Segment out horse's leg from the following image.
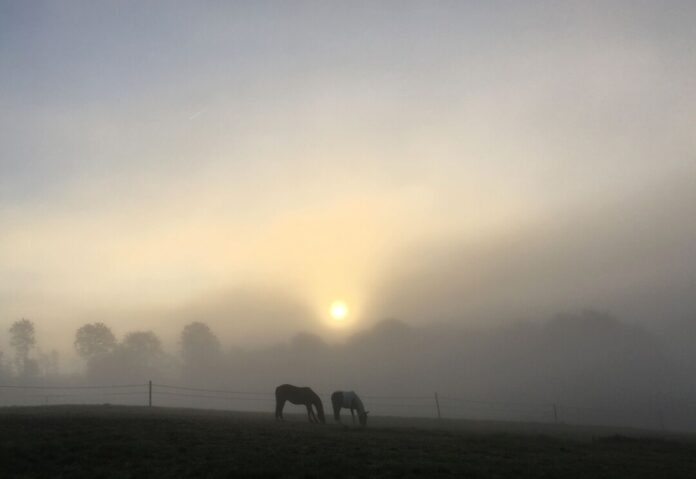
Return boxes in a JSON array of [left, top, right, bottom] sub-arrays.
[[306, 404, 316, 423], [275, 399, 286, 421], [333, 403, 341, 422], [350, 408, 355, 425]]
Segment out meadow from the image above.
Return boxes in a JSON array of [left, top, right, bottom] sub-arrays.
[[0, 405, 694, 478]]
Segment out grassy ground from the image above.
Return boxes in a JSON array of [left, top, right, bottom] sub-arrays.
[[0, 405, 695, 478]]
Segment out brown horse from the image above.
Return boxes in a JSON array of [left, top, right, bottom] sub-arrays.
[[275, 384, 325, 423]]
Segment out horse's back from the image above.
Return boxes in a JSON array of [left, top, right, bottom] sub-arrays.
[[276, 384, 290, 396], [331, 390, 359, 408], [341, 391, 357, 408], [276, 384, 316, 403]]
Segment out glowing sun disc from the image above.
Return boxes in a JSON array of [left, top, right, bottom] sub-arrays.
[[330, 301, 348, 320]]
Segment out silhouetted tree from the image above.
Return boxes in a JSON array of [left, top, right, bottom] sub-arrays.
[[9, 319, 36, 377], [104, 330, 166, 382], [180, 322, 222, 382], [119, 331, 163, 369], [74, 323, 117, 363]]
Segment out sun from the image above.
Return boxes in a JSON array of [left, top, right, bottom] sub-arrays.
[[330, 301, 348, 321]]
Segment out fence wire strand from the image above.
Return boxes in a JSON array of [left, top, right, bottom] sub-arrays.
[[0, 381, 683, 430]]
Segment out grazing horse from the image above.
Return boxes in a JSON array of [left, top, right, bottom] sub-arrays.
[[275, 384, 325, 423], [331, 390, 369, 426]]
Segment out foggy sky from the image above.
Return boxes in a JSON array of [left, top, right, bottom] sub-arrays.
[[1, 1, 695, 354]]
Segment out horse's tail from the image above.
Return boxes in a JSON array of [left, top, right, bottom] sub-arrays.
[[275, 384, 287, 419], [331, 391, 341, 422]]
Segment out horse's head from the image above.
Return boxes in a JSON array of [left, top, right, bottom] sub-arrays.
[[315, 400, 326, 424], [359, 410, 369, 427]]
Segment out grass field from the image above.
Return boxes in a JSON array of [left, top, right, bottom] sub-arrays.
[[0, 405, 695, 478]]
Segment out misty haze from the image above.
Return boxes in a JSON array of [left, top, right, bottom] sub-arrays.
[[1, 1, 695, 477]]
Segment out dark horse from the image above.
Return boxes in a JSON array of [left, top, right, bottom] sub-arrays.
[[275, 384, 325, 423], [331, 390, 368, 426]]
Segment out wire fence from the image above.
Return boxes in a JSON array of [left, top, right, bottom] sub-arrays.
[[0, 381, 690, 431]]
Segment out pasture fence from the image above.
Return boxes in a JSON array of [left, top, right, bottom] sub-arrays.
[[0, 381, 688, 432]]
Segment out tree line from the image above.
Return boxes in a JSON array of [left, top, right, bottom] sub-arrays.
[[2, 312, 696, 431], [1, 319, 223, 385]]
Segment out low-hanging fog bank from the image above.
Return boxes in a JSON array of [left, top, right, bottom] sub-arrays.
[[1, 311, 695, 431], [366, 175, 696, 328]]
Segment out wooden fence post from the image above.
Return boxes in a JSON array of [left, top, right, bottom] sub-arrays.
[[434, 392, 442, 420]]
